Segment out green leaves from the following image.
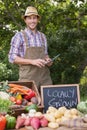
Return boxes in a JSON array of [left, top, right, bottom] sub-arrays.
[[0, 98, 12, 113], [0, 63, 12, 81]]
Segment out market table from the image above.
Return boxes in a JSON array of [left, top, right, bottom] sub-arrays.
[[13, 126, 87, 130]]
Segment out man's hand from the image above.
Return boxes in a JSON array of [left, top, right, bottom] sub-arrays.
[[31, 59, 46, 68], [44, 57, 53, 66]]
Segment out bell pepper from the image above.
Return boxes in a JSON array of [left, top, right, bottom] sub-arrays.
[[16, 93, 22, 100], [24, 89, 36, 100], [0, 115, 6, 130], [6, 115, 16, 129]]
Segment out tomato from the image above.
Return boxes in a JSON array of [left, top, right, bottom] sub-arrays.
[[10, 96, 16, 103], [0, 115, 6, 130], [16, 99, 22, 105]]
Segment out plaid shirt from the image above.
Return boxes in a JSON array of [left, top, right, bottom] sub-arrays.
[[8, 28, 48, 63]]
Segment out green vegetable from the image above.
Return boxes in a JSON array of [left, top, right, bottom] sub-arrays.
[[6, 115, 16, 129], [0, 98, 13, 114], [77, 101, 87, 113], [25, 104, 38, 112]]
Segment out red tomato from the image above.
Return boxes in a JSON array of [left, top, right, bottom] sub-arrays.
[[10, 96, 16, 102], [16, 99, 22, 105]]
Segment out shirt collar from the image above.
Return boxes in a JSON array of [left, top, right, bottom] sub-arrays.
[[25, 28, 38, 35]]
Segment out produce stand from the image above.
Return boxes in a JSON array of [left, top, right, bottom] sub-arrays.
[[0, 81, 87, 130]]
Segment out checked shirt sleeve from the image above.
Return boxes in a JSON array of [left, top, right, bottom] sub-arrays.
[[8, 32, 24, 63]]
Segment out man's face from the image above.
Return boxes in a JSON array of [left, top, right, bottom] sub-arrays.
[[24, 15, 39, 30]]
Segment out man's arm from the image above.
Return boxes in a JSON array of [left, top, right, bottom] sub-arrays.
[[14, 56, 46, 68]]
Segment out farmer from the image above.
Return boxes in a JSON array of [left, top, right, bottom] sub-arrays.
[[8, 6, 52, 91]]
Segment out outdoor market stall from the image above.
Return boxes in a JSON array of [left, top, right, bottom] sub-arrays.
[[0, 81, 87, 130]]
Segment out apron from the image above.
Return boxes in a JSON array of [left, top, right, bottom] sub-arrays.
[[19, 31, 52, 90]]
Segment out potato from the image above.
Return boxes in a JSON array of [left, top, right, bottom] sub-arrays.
[[58, 106, 67, 115], [70, 108, 78, 115], [47, 106, 57, 113], [48, 122, 59, 129], [50, 112, 56, 117], [55, 110, 63, 118], [64, 110, 73, 119], [64, 109, 71, 116], [61, 116, 70, 122], [56, 118, 62, 123], [35, 112, 43, 118], [72, 115, 78, 119], [44, 114, 56, 122]]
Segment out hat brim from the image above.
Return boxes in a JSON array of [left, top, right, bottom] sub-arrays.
[[22, 13, 40, 19]]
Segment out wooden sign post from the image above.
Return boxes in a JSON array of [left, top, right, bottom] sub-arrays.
[[41, 84, 80, 112]]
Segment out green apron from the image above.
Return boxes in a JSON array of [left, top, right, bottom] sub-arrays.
[[19, 31, 52, 90]]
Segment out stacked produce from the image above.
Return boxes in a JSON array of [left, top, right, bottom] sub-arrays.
[[14, 105, 81, 129], [0, 99, 86, 129], [44, 106, 80, 129], [0, 81, 39, 108], [15, 110, 48, 129]]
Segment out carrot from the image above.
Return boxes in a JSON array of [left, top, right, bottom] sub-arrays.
[[8, 84, 24, 88], [10, 87, 28, 95]]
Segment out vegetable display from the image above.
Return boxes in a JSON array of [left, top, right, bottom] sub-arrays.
[[0, 81, 38, 107], [0, 81, 87, 130], [14, 105, 81, 129]]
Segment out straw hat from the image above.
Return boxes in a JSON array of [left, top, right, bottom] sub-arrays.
[[22, 6, 40, 19]]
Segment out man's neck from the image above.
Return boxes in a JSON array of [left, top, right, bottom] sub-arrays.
[[27, 27, 37, 34]]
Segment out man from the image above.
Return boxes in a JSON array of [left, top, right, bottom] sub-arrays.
[[8, 6, 52, 90]]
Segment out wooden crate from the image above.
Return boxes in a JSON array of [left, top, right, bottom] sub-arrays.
[[8, 80, 41, 105], [11, 105, 44, 117], [8, 81, 44, 117]]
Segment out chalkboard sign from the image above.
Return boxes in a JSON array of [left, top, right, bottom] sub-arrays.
[[41, 84, 80, 112]]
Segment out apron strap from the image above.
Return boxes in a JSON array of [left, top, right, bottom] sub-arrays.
[[21, 30, 29, 47], [40, 32, 45, 46], [21, 30, 45, 49]]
